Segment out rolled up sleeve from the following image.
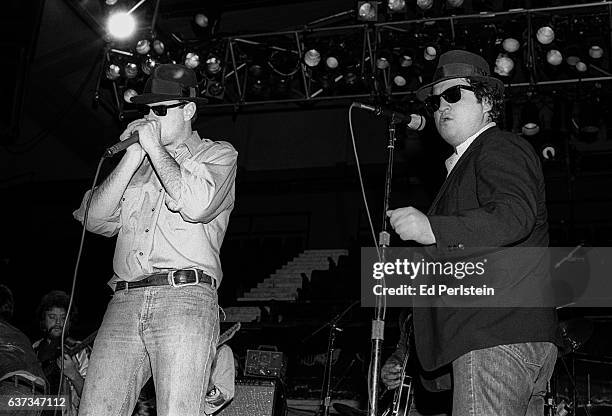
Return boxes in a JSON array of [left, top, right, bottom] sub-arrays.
[[73, 189, 121, 237], [165, 142, 238, 223]]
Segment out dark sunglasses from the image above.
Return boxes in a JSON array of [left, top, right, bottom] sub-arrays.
[[424, 85, 475, 113], [146, 102, 187, 116]]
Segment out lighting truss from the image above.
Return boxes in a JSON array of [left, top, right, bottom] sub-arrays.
[[95, 1, 612, 117]]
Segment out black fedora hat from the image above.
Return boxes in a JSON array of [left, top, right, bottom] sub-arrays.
[[416, 50, 504, 101], [130, 64, 208, 105]]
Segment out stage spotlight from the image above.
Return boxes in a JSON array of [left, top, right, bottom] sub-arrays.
[[206, 80, 225, 99], [573, 99, 602, 143], [399, 54, 413, 67], [194, 13, 209, 28], [589, 45, 603, 59], [185, 52, 200, 69], [417, 0, 434, 10], [521, 102, 540, 136], [393, 74, 407, 87], [125, 62, 138, 78], [268, 50, 299, 76], [304, 49, 321, 67], [536, 26, 554, 45], [105, 64, 121, 80], [387, 0, 406, 12], [142, 57, 157, 75], [248, 62, 269, 97], [541, 144, 557, 161], [566, 55, 580, 67], [319, 73, 335, 91], [357, 1, 379, 22], [249, 79, 266, 96], [502, 38, 520, 53], [376, 53, 390, 70], [576, 61, 587, 72], [344, 66, 359, 86], [249, 64, 265, 78], [522, 122, 540, 136], [105, 0, 118, 5], [494, 54, 514, 76], [546, 50, 562, 66], [536, 131, 562, 162], [447, 0, 464, 7], [271, 75, 291, 95], [135, 39, 150, 55], [423, 46, 437, 61], [123, 88, 137, 103], [206, 56, 222, 74], [326, 56, 339, 70], [153, 39, 165, 54], [107, 11, 136, 39]]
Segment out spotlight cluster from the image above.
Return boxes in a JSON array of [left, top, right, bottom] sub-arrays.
[[96, 0, 611, 127]]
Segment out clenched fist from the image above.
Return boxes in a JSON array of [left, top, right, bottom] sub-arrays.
[[387, 207, 435, 245], [381, 358, 403, 389]]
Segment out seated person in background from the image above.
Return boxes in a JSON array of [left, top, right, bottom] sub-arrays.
[[0, 284, 48, 416], [32, 290, 89, 416]]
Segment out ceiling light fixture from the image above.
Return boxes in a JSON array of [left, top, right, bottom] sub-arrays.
[[107, 11, 136, 39]]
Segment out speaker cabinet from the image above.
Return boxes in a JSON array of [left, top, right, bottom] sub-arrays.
[[218, 378, 286, 416]]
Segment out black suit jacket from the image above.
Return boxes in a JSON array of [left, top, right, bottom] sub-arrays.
[[413, 126, 558, 372]]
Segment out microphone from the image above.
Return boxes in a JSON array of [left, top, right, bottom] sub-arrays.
[[104, 131, 139, 158], [353, 102, 426, 131]]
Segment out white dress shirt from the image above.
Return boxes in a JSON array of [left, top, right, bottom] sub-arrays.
[[445, 122, 496, 176]]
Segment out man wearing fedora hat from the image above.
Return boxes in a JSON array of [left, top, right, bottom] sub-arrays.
[[386, 50, 558, 415], [73, 64, 237, 415]]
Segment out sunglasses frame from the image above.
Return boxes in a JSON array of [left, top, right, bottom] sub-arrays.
[[424, 85, 475, 114], [146, 101, 188, 116]]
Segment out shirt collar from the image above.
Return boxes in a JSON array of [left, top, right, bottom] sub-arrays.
[[454, 122, 496, 158], [173, 131, 201, 157]]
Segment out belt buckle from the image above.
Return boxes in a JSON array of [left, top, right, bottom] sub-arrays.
[[168, 268, 200, 287]]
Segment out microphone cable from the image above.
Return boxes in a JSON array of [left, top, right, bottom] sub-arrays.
[[348, 103, 390, 416], [348, 104, 383, 264], [54, 155, 105, 415]]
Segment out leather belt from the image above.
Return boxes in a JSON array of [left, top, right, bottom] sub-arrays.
[[115, 268, 213, 291]]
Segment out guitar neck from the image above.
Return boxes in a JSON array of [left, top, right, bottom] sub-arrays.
[[65, 331, 97, 356], [217, 322, 241, 347]]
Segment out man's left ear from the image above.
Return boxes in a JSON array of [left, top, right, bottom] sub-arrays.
[[184, 102, 197, 121]]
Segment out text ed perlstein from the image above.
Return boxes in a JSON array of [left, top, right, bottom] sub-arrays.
[[371, 259, 495, 297]]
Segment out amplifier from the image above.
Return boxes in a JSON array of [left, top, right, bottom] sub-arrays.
[[218, 378, 285, 416], [245, 349, 287, 379]]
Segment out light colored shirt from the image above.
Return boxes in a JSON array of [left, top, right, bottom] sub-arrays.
[[73, 132, 237, 287], [445, 122, 496, 176], [32, 338, 89, 416]]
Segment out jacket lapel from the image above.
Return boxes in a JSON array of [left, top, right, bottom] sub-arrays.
[[427, 126, 498, 215]]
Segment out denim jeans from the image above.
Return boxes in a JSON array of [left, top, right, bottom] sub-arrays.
[[79, 283, 219, 416], [452, 342, 557, 416]]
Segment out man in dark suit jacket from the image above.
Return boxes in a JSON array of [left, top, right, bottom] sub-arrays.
[[387, 50, 558, 415]]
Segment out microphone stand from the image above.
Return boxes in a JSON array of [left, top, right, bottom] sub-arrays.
[[368, 119, 399, 416], [314, 301, 360, 416], [319, 321, 342, 416]]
